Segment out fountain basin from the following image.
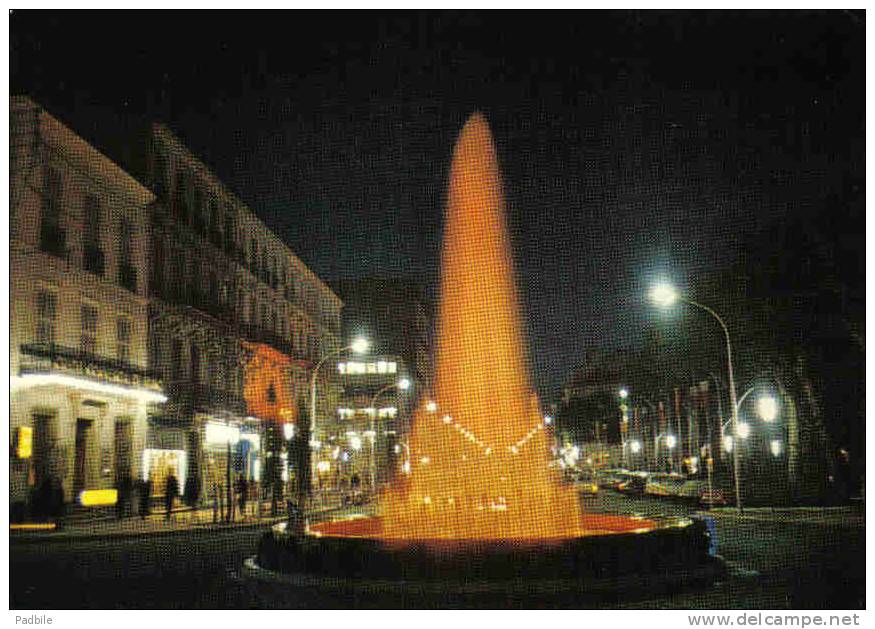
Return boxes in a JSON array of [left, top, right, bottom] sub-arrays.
[[246, 514, 724, 603]]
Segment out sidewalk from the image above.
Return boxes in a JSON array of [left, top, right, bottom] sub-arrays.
[[9, 499, 348, 543], [701, 505, 864, 528]]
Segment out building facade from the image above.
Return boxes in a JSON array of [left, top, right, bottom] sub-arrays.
[[143, 123, 342, 503], [321, 355, 414, 490], [10, 97, 164, 509]]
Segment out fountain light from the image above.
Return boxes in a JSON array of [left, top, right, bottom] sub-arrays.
[[722, 435, 734, 453], [283, 423, 296, 440], [629, 439, 642, 454], [398, 377, 412, 391], [665, 435, 677, 449], [770, 439, 783, 457], [736, 422, 751, 439], [442, 414, 453, 424], [425, 400, 438, 412]]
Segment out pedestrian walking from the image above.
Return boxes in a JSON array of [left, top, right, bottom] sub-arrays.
[[164, 472, 179, 521], [139, 479, 152, 519], [236, 474, 248, 519]]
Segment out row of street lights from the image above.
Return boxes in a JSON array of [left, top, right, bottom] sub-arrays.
[[307, 335, 414, 508], [647, 283, 790, 513]]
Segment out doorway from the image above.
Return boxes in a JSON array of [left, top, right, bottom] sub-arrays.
[[73, 419, 93, 495]]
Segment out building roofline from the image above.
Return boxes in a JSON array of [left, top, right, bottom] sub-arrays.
[[13, 95, 155, 205], [151, 122, 341, 307]]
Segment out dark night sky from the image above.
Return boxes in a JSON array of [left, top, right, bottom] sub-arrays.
[[10, 10, 865, 402]]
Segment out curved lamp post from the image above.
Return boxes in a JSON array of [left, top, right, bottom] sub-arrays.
[[308, 337, 369, 503], [368, 377, 411, 492], [650, 284, 744, 513]]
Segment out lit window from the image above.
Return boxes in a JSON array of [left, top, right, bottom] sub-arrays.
[[337, 362, 346, 374], [388, 362, 397, 374], [377, 361, 387, 374], [367, 362, 378, 374]]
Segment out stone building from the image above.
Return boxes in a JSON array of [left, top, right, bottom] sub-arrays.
[[143, 122, 342, 503], [9, 96, 164, 508], [328, 354, 414, 489]]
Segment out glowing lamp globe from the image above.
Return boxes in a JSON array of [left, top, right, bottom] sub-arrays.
[[397, 377, 412, 391], [757, 396, 778, 422], [351, 337, 370, 355], [650, 284, 679, 308]]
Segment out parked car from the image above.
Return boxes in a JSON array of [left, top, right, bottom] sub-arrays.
[[699, 488, 729, 508], [617, 472, 649, 496], [644, 473, 686, 497], [597, 469, 631, 490], [576, 477, 599, 495], [677, 480, 708, 500]]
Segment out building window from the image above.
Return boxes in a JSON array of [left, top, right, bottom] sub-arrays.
[[152, 152, 167, 198], [118, 218, 137, 292], [116, 317, 131, 363], [80, 303, 98, 356], [224, 212, 236, 254], [150, 237, 164, 297], [82, 195, 105, 276], [40, 166, 65, 257], [35, 290, 57, 346], [193, 188, 205, 234], [171, 339, 183, 381], [190, 344, 200, 384], [174, 171, 189, 222]]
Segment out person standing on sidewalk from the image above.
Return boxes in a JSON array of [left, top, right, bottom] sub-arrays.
[[164, 473, 179, 522], [139, 479, 152, 519], [236, 474, 248, 520]]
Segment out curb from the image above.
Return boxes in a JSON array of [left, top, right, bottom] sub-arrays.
[[10, 517, 287, 544], [10, 505, 359, 544]]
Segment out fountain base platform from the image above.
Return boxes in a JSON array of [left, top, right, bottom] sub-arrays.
[[245, 514, 725, 605]]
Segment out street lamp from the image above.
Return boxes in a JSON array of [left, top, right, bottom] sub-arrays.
[[650, 283, 744, 512], [757, 396, 779, 423], [368, 377, 412, 492], [308, 336, 369, 505]]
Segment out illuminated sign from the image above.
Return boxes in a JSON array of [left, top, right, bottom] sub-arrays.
[[78, 489, 118, 507], [16, 426, 32, 459]]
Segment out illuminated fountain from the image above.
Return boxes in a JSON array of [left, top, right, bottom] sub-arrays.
[[247, 113, 723, 601]]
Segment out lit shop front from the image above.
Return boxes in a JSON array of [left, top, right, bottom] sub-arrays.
[[10, 344, 165, 506], [201, 419, 263, 488]]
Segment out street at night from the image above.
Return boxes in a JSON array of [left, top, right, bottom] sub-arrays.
[[10, 491, 864, 609], [8, 9, 865, 614]]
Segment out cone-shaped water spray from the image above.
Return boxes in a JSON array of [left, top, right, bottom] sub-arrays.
[[380, 113, 583, 540]]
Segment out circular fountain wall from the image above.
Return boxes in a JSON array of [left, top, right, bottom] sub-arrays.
[[247, 112, 724, 602]]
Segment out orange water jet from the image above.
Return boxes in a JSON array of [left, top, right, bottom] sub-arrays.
[[378, 113, 585, 540]]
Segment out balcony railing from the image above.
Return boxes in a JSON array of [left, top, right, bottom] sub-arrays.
[[165, 381, 247, 415], [19, 343, 163, 392]]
